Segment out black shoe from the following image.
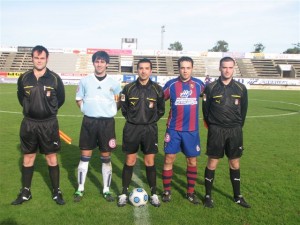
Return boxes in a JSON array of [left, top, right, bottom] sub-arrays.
[[74, 190, 84, 202], [53, 189, 65, 205], [162, 191, 171, 202], [103, 192, 115, 202], [186, 192, 200, 205], [11, 187, 32, 205], [234, 195, 251, 208], [203, 195, 214, 208]]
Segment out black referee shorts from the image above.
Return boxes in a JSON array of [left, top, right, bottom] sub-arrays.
[[122, 122, 158, 155], [206, 125, 244, 159], [20, 117, 60, 154], [79, 116, 117, 152]]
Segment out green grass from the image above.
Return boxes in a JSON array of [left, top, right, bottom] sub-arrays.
[[0, 84, 299, 225]]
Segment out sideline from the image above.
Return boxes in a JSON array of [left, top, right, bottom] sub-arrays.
[[131, 159, 150, 225], [1, 98, 299, 119]]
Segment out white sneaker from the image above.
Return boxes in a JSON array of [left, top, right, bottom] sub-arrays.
[[150, 194, 161, 207], [117, 194, 127, 207]]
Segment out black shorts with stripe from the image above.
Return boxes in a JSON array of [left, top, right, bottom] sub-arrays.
[[20, 116, 60, 154], [206, 125, 244, 159], [122, 122, 158, 155], [79, 116, 117, 152]]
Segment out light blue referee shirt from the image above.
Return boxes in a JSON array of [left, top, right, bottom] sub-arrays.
[[76, 74, 122, 118]]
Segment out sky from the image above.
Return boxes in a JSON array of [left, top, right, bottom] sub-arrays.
[[0, 0, 299, 53]]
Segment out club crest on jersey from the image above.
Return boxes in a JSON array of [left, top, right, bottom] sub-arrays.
[[121, 94, 125, 101], [109, 139, 116, 148], [164, 133, 171, 143], [190, 83, 194, 89], [180, 90, 192, 98]]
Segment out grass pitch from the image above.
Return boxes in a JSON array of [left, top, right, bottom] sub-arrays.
[[0, 84, 299, 225]]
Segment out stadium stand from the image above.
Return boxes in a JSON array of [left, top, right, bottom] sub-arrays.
[[107, 55, 121, 74], [202, 57, 220, 76], [288, 60, 300, 77], [0, 52, 33, 71], [75, 54, 93, 74], [171, 56, 180, 76], [0, 50, 299, 79], [193, 57, 206, 76], [273, 59, 300, 78], [236, 58, 257, 77], [0, 52, 7, 68], [47, 53, 78, 73], [251, 59, 281, 77]]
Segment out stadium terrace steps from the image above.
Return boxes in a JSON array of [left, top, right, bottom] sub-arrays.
[[47, 53, 78, 73], [0, 51, 299, 78], [236, 58, 257, 77], [251, 59, 281, 77]]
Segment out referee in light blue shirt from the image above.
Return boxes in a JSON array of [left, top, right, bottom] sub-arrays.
[[74, 51, 122, 203]]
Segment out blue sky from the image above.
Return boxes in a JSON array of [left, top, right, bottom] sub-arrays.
[[0, 0, 299, 53]]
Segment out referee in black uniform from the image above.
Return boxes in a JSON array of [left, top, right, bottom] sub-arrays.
[[202, 56, 250, 208], [118, 58, 165, 207], [12, 45, 65, 205]]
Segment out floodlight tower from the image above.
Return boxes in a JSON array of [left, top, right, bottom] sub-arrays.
[[161, 25, 165, 50]]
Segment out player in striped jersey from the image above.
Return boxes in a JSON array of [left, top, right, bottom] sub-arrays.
[[162, 56, 205, 204]]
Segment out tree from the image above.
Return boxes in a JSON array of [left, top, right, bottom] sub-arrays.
[[168, 41, 183, 51], [253, 43, 265, 53], [208, 40, 229, 52], [283, 43, 300, 54]]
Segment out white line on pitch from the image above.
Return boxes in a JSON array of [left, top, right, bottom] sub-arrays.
[[131, 157, 150, 225]]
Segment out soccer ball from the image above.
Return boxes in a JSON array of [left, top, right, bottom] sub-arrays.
[[129, 188, 148, 207]]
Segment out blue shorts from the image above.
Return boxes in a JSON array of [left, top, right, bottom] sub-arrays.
[[164, 129, 201, 157]]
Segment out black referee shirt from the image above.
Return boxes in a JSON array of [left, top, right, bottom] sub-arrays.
[[202, 77, 248, 128], [120, 79, 165, 125], [17, 68, 65, 119]]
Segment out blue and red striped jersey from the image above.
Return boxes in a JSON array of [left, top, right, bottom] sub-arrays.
[[163, 77, 205, 131]]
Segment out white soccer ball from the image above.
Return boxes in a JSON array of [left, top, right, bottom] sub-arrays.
[[129, 188, 148, 207]]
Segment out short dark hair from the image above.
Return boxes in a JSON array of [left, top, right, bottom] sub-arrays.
[[137, 58, 152, 70], [92, 51, 110, 63], [177, 56, 193, 68], [31, 45, 49, 58], [219, 56, 235, 67]]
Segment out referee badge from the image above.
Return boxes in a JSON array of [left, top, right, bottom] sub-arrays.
[[235, 98, 239, 105], [149, 101, 154, 108], [121, 94, 125, 101], [203, 94, 206, 101]]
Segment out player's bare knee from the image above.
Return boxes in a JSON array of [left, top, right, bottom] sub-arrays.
[[229, 158, 240, 170], [45, 153, 58, 166], [186, 157, 197, 167], [207, 158, 219, 170], [23, 153, 36, 166], [164, 154, 176, 165]]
